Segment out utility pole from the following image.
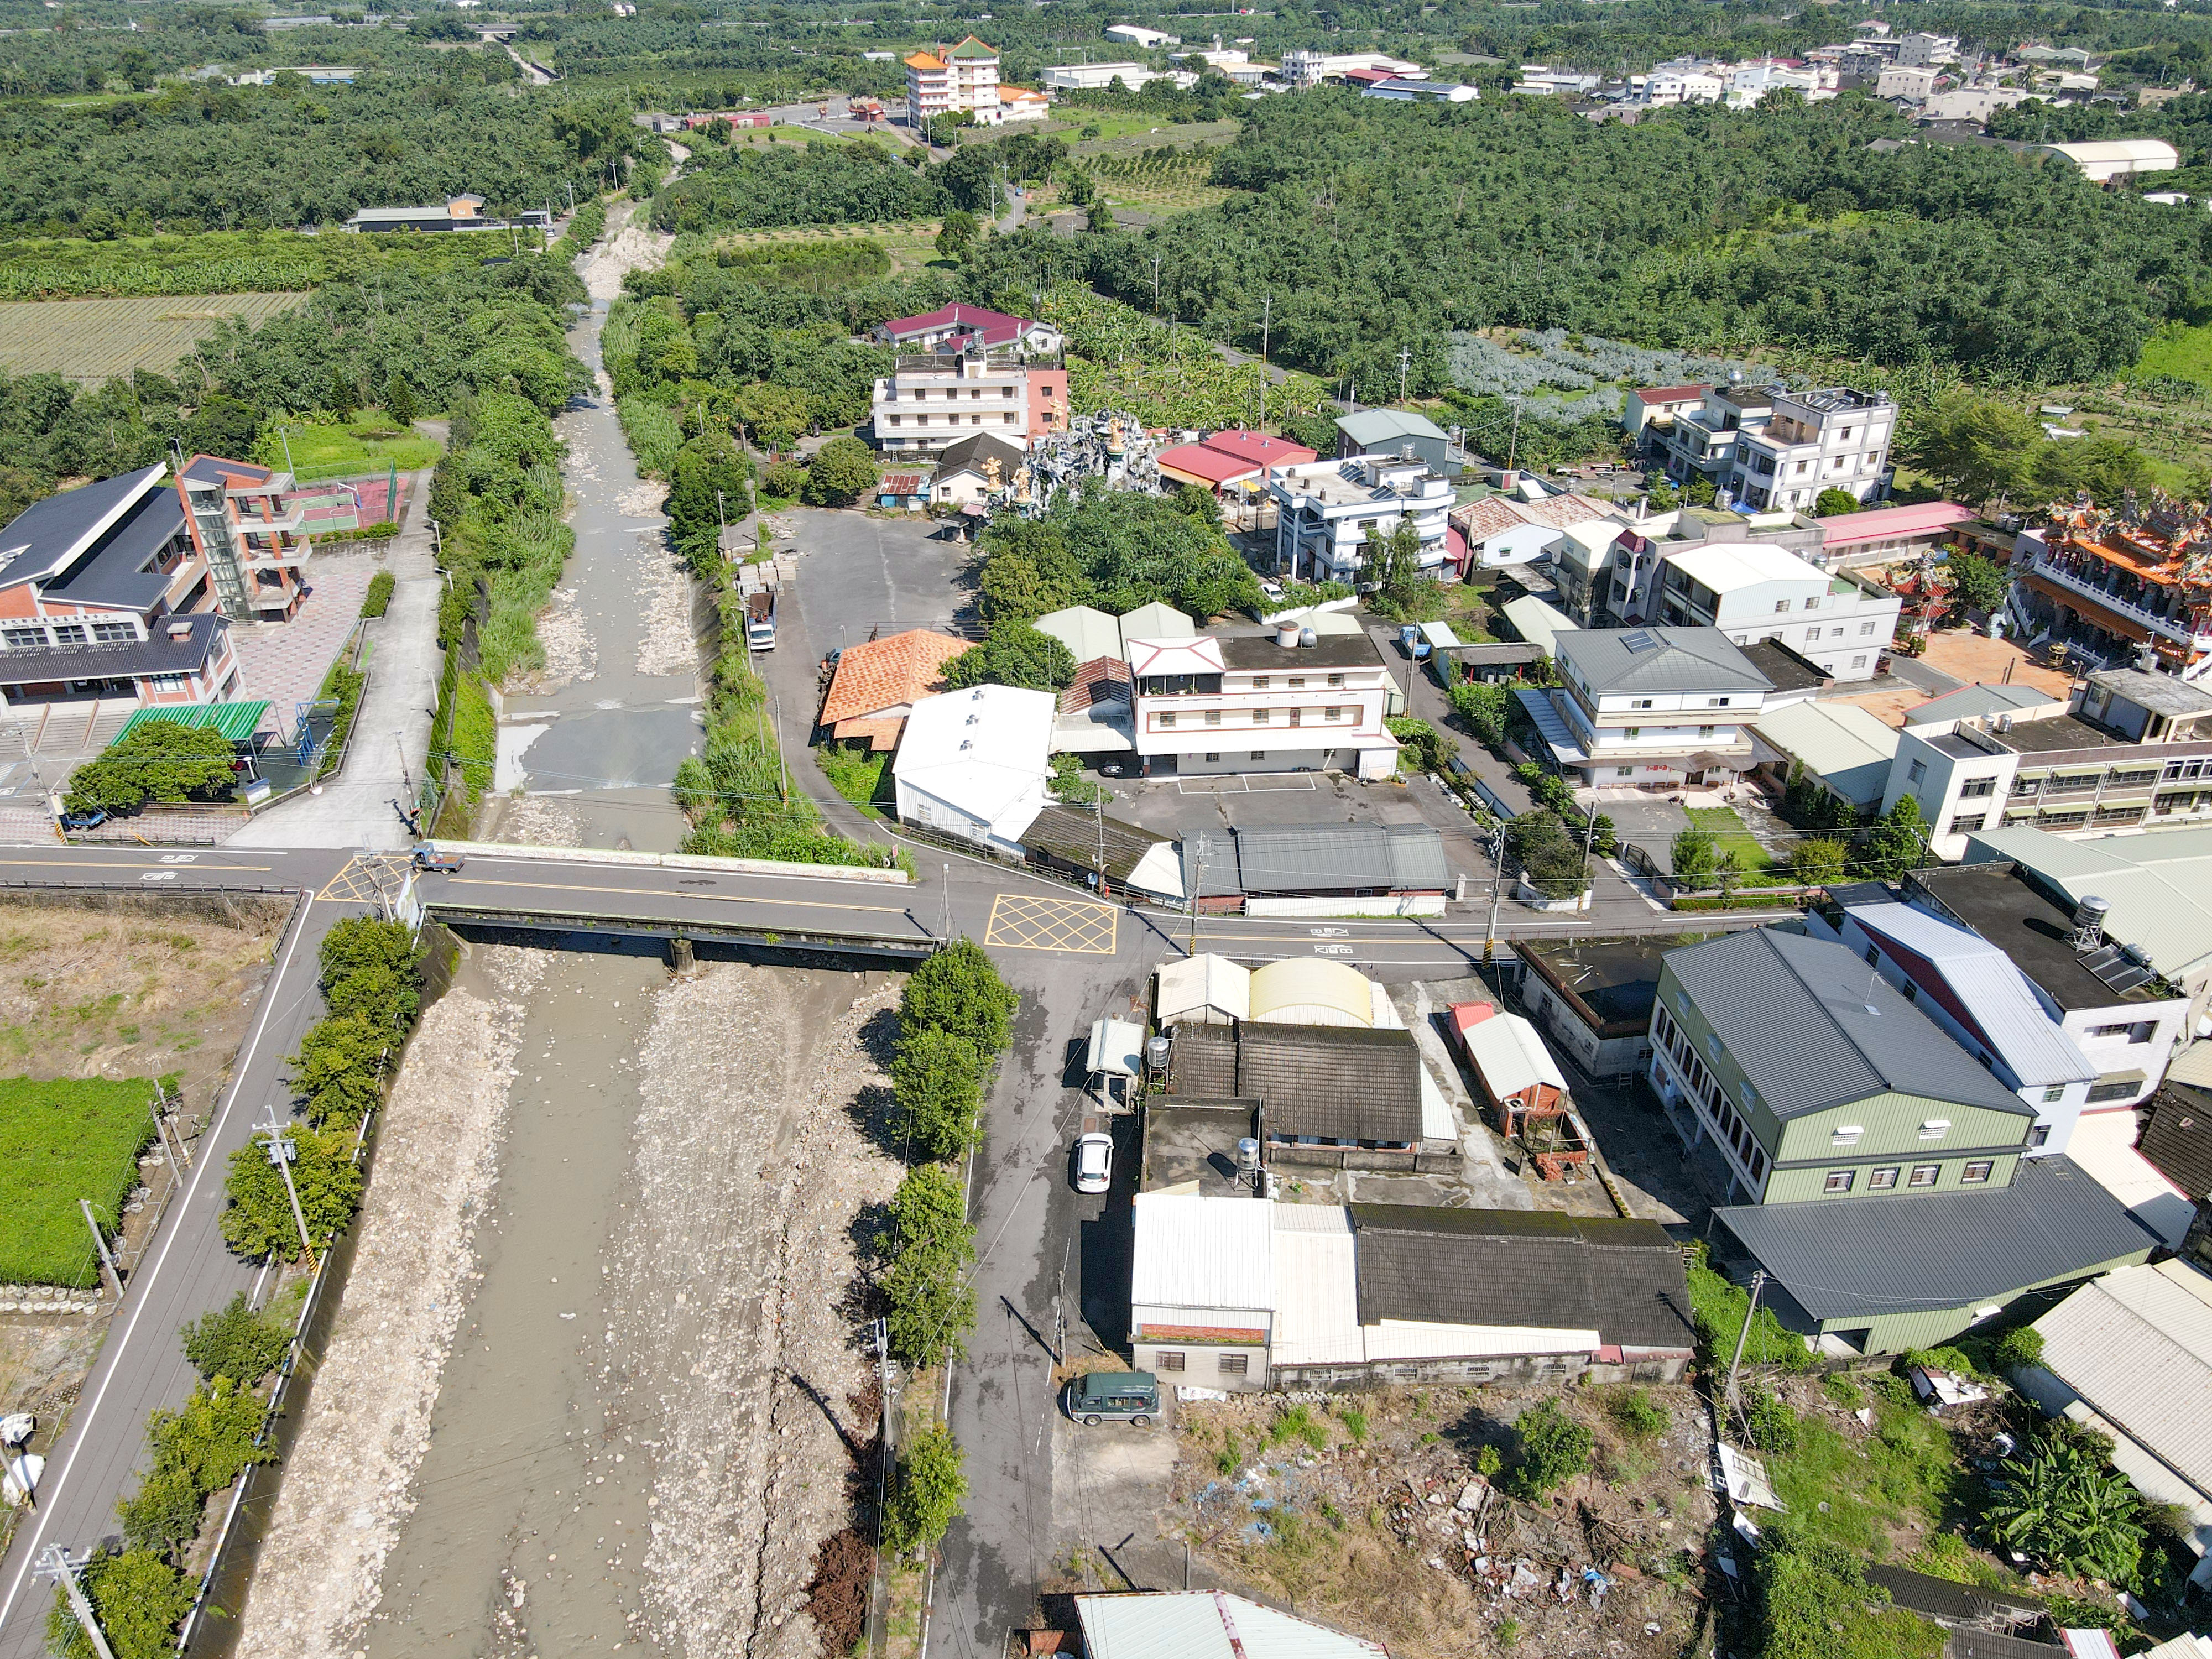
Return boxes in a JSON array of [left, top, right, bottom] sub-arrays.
[[1398, 346, 1411, 404], [148, 1092, 181, 1189], [1506, 403, 1522, 475], [939, 864, 951, 941], [79, 1200, 122, 1301], [262, 1112, 317, 1270], [1723, 1268, 1768, 1432], [39, 1547, 116, 1659], [1482, 822, 1507, 964], [1151, 252, 1162, 313], [1186, 833, 1210, 957], [1258, 292, 1271, 431], [773, 696, 788, 802]]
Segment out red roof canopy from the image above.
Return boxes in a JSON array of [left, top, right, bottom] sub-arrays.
[[1199, 428, 1318, 468], [1632, 384, 1711, 404], [1815, 500, 1976, 549]]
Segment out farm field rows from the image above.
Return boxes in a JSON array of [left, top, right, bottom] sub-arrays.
[[0, 291, 306, 382], [706, 220, 946, 273]]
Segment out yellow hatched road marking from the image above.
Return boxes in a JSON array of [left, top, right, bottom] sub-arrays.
[[984, 892, 1117, 954]]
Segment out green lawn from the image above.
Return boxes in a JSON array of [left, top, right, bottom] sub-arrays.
[[0, 1075, 159, 1286], [816, 743, 894, 818], [1683, 806, 1780, 875], [1764, 1378, 1971, 1558], [258, 414, 442, 480], [2131, 321, 2212, 388]]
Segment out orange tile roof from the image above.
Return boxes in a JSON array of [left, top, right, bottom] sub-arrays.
[[835, 714, 909, 752], [820, 629, 971, 730], [905, 51, 947, 70]]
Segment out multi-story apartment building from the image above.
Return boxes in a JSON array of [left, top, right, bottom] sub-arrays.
[[869, 350, 1030, 457], [1267, 452, 1454, 583], [1660, 927, 2157, 1355], [1882, 667, 2212, 855], [1895, 30, 1962, 67], [1647, 383, 1895, 513], [1723, 387, 1895, 512], [1125, 626, 1401, 779], [1650, 542, 1900, 681], [1547, 501, 1825, 630], [2017, 493, 2212, 678], [0, 456, 311, 714], [1631, 61, 1724, 104], [1517, 625, 1773, 791], [1724, 60, 1836, 107], [1280, 49, 1422, 88], [904, 36, 1000, 126]]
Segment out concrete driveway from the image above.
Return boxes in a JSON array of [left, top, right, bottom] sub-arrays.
[[1592, 797, 1694, 873]]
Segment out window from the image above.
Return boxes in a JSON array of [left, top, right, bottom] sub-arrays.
[[2028, 1124, 2052, 1148], [1630, 698, 1654, 710], [1326, 673, 1344, 688], [1851, 655, 1869, 670], [2088, 1077, 2143, 1103], [1204, 709, 1221, 726], [1623, 727, 1641, 739], [1287, 677, 1306, 690], [1323, 706, 1343, 722], [1252, 709, 1269, 724], [1832, 1125, 1864, 1146], [1709, 697, 1731, 708], [1002, 385, 1015, 398], [1867, 1166, 1900, 1190], [1950, 815, 1985, 834], [2089, 1022, 2154, 1044], [1004, 413, 1017, 425], [1794, 460, 1809, 475], [1859, 620, 1876, 635], [2041, 1084, 2067, 1104], [1824, 1169, 1856, 1193], [2, 627, 42, 649], [1775, 599, 1791, 614], [1157, 1350, 1186, 1372], [1961, 1160, 1994, 1185], [1959, 777, 1995, 800], [1907, 759, 1927, 786], [92, 622, 135, 643], [1288, 708, 1302, 727], [1250, 751, 1266, 761], [1918, 1118, 1951, 1140], [1617, 766, 1636, 778], [1206, 752, 1220, 762], [150, 673, 188, 693], [1829, 628, 1845, 639], [889, 414, 902, 426], [1803, 597, 1820, 611], [1252, 676, 1270, 691], [48, 623, 85, 645], [1908, 1164, 1940, 1188], [1217, 1354, 1249, 1377], [1157, 712, 1176, 729], [1698, 726, 1716, 739]]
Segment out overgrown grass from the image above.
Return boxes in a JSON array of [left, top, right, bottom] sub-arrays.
[[1764, 1379, 1969, 1558], [815, 743, 893, 815], [258, 411, 441, 477], [1687, 1260, 1813, 1370], [1683, 806, 1780, 875], [2131, 321, 2212, 389], [315, 660, 366, 782], [0, 1075, 160, 1285]]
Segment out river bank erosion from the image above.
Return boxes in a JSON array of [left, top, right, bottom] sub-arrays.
[[229, 940, 906, 1659]]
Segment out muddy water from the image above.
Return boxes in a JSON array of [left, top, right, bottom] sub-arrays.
[[361, 945, 665, 1657]]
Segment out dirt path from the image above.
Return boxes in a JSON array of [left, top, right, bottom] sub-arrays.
[[229, 946, 544, 1659]]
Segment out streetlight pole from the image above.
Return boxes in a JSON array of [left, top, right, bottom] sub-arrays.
[[1187, 833, 1210, 957], [1482, 822, 1507, 965]]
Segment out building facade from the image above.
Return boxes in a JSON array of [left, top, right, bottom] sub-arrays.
[[1722, 387, 1896, 512], [905, 36, 1000, 126], [1652, 542, 1900, 681], [1267, 453, 1455, 582], [1520, 626, 1773, 791], [2017, 493, 2212, 678], [869, 351, 1031, 457], [1126, 629, 1400, 779]]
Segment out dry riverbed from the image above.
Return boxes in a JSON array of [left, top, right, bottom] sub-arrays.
[[232, 940, 905, 1658]]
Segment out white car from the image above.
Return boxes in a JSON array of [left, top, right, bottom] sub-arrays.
[[1073, 1130, 1113, 1194]]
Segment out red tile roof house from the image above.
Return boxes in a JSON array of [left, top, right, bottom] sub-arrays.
[[874, 303, 1065, 358], [1155, 429, 1319, 496], [816, 628, 973, 750], [0, 454, 320, 717], [1621, 383, 1713, 442]]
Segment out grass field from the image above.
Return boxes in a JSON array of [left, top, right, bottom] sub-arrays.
[[258, 413, 443, 477], [1684, 805, 1780, 874], [0, 1075, 158, 1287], [703, 221, 945, 275], [0, 291, 306, 383], [0, 228, 541, 301]]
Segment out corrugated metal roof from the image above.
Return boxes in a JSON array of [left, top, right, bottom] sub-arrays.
[[2031, 1260, 2212, 1499], [0, 609, 227, 687], [1129, 1193, 1275, 1313], [1117, 601, 1196, 645], [2141, 1084, 2212, 1197], [1156, 954, 1251, 1025], [1669, 927, 2032, 1118], [1714, 1155, 2158, 1320], [1034, 605, 1123, 664], [1961, 826, 2212, 987], [0, 464, 169, 588], [1557, 625, 1771, 696], [1902, 681, 2063, 728], [1459, 1011, 1566, 1099], [1337, 406, 1448, 445], [1248, 958, 1374, 1027], [112, 700, 272, 746], [1271, 1205, 1364, 1367], [1499, 594, 1578, 656], [1077, 1592, 1387, 1659], [1751, 700, 1898, 801], [2067, 1110, 2196, 1248], [1231, 824, 1448, 895], [1844, 900, 2096, 1088]]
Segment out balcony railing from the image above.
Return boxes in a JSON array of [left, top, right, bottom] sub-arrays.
[[2031, 552, 2212, 647]]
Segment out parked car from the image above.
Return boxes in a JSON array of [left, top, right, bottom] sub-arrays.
[[412, 844, 465, 873], [1066, 1371, 1159, 1427], [1072, 1127, 1113, 1194]]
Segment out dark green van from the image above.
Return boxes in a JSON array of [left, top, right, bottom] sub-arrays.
[[1068, 1371, 1160, 1426]]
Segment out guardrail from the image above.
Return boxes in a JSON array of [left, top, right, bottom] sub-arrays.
[[420, 899, 938, 959]]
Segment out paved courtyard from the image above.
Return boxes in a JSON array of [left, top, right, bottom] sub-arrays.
[[1917, 627, 2074, 699], [229, 553, 379, 732]]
